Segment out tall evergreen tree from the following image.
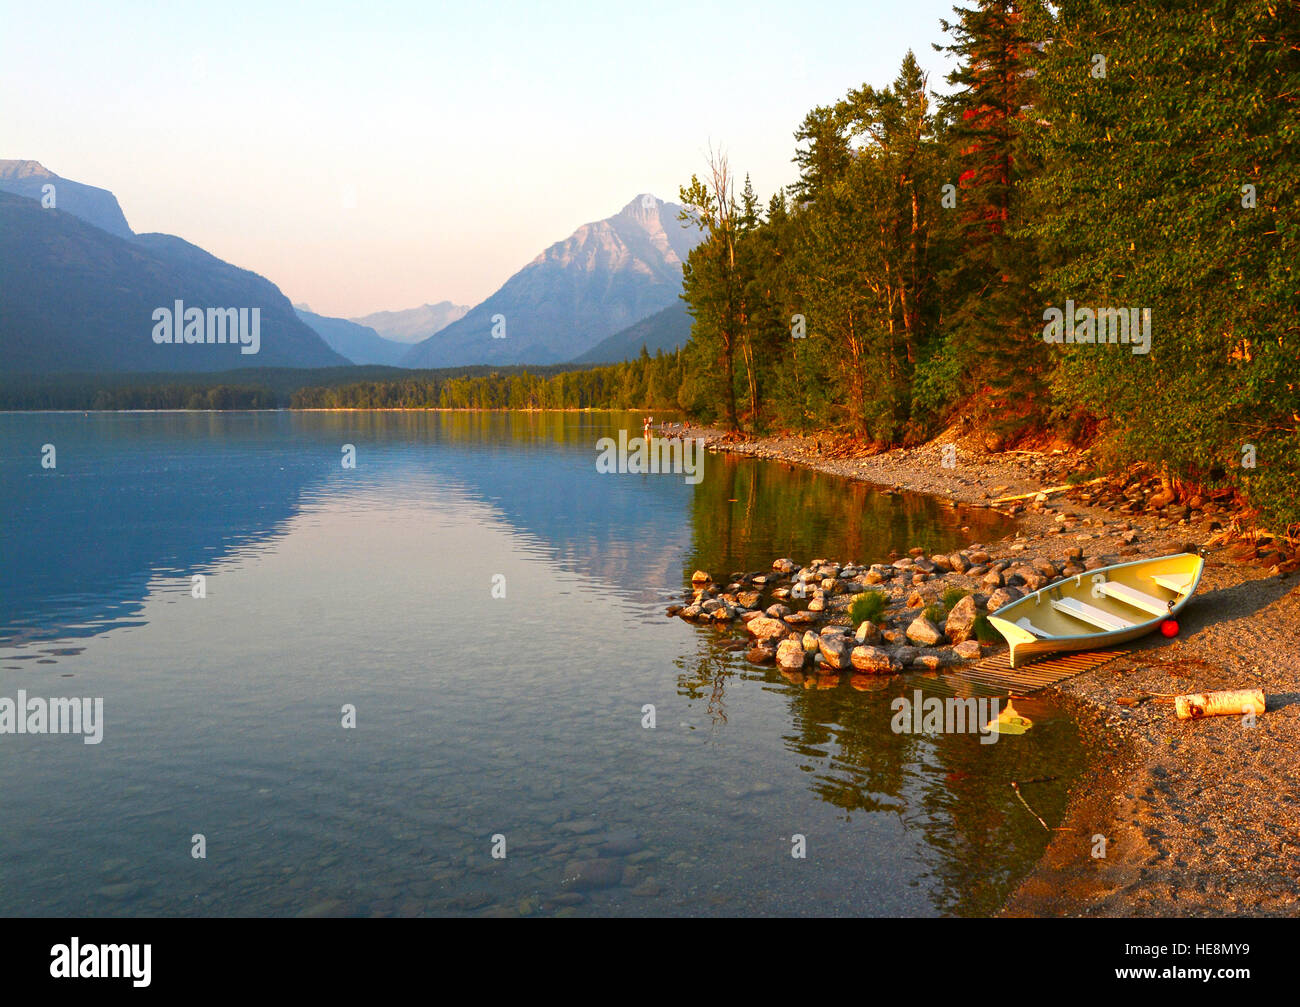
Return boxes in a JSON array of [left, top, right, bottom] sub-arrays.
[[936, 1, 1047, 416]]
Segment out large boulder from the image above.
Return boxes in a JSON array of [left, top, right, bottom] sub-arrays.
[[851, 646, 902, 673], [906, 615, 945, 647], [944, 595, 979, 644], [817, 632, 855, 670], [745, 616, 788, 642], [854, 621, 881, 644], [986, 586, 1024, 612], [776, 638, 808, 671]]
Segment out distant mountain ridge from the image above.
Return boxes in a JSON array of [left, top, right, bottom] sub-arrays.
[[570, 300, 692, 364], [401, 195, 700, 368], [351, 302, 469, 344], [0, 162, 348, 373], [293, 306, 410, 366], [0, 159, 133, 239]]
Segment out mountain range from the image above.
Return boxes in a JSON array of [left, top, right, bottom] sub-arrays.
[[292, 305, 409, 366], [0, 163, 697, 375], [351, 303, 469, 344], [401, 195, 699, 368]]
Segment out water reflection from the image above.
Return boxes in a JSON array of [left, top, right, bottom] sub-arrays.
[[0, 411, 1083, 917]]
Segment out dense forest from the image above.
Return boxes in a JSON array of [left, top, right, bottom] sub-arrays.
[[672, 0, 1297, 530], [289, 349, 685, 410]]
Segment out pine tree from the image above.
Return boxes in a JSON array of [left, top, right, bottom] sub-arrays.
[[936, 1, 1047, 420]]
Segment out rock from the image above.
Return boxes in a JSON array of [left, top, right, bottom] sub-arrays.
[[801, 630, 821, 653], [968, 550, 991, 564], [948, 552, 969, 573], [691, 570, 711, 584], [562, 859, 624, 891], [953, 639, 982, 660], [746, 616, 788, 641], [906, 616, 944, 646], [784, 610, 820, 625], [680, 604, 704, 620], [597, 831, 645, 856], [1014, 568, 1049, 591], [737, 590, 761, 608], [817, 632, 855, 670], [745, 646, 776, 664], [807, 593, 826, 612], [931, 554, 954, 571], [1149, 489, 1175, 509], [985, 586, 1023, 611], [863, 570, 886, 584], [982, 569, 1004, 588], [891, 645, 919, 666], [912, 654, 944, 671], [765, 603, 791, 619], [1033, 559, 1060, 580], [1084, 556, 1109, 570], [944, 595, 979, 644], [851, 645, 901, 673], [773, 558, 796, 574], [776, 638, 808, 671], [906, 590, 928, 608], [854, 621, 881, 644], [555, 818, 603, 835], [913, 558, 937, 574], [1067, 546, 1084, 560]]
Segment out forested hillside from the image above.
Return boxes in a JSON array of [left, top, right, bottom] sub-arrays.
[[673, 0, 1297, 529]]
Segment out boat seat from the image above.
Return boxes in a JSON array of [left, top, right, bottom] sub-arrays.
[[1015, 617, 1054, 638], [1100, 581, 1170, 617], [1052, 597, 1137, 632], [1151, 574, 1193, 595]]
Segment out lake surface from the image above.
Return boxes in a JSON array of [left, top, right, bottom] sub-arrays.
[[0, 410, 1091, 917]]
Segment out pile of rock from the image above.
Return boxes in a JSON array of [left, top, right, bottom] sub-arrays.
[[668, 543, 1117, 676]]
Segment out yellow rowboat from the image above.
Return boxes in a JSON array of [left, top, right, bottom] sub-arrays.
[[987, 552, 1204, 668]]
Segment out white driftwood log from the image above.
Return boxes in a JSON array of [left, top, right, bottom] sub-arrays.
[[1174, 688, 1265, 720]]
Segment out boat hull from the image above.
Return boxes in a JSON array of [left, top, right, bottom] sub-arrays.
[[988, 553, 1204, 668]]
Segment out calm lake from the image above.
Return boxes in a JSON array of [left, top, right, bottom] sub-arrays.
[[0, 410, 1091, 917]]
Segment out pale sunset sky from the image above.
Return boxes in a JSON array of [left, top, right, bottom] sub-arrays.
[[2, 0, 961, 317]]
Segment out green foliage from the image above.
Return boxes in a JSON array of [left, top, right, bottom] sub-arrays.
[[850, 590, 889, 626], [922, 603, 947, 624], [668, 0, 1297, 529], [973, 613, 998, 643], [291, 351, 685, 410], [1021, 0, 1298, 531], [940, 587, 969, 610]]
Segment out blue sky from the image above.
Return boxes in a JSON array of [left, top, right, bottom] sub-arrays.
[[2, 0, 962, 316]]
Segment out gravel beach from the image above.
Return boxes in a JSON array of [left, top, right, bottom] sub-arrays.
[[680, 423, 1300, 917]]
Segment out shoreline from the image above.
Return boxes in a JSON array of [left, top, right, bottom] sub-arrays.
[[687, 423, 1300, 917]]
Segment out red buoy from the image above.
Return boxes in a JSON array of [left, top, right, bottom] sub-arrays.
[[1160, 619, 1179, 638]]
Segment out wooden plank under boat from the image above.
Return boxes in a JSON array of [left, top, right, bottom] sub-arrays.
[[987, 552, 1204, 668]]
